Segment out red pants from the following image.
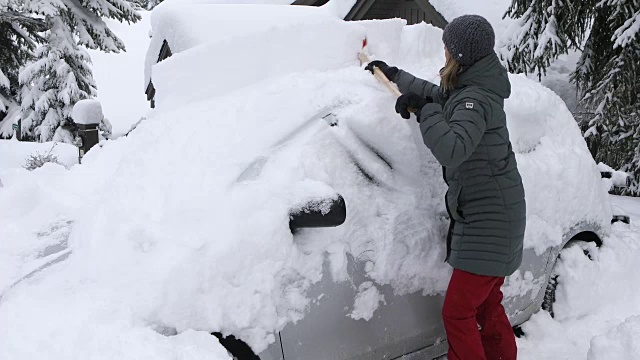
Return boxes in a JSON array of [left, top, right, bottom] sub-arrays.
[[442, 269, 517, 360]]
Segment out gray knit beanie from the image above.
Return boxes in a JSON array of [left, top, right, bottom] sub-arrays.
[[442, 15, 495, 66]]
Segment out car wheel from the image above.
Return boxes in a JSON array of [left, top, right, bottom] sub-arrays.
[[542, 240, 597, 318]]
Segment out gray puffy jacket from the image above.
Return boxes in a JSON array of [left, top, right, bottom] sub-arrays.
[[394, 52, 526, 277]]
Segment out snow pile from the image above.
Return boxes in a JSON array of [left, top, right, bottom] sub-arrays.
[[517, 210, 640, 359], [144, 3, 352, 92], [0, 5, 610, 359], [151, 16, 365, 107], [587, 315, 640, 360], [72, 99, 104, 125]]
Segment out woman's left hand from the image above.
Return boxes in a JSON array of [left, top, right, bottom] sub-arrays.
[[395, 92, 433, 120]]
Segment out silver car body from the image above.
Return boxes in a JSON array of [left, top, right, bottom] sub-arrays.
[[255, 120, 609, 360]]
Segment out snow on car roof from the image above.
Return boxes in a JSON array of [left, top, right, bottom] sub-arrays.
[[144, 2, 345, 88]]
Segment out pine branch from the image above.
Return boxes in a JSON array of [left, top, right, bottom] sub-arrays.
[[0, 11, 49, 32]]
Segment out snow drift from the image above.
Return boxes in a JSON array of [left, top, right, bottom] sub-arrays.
[[0, 3, 610, 358]]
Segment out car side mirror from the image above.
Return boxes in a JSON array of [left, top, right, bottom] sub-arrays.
[[289, 195, 346, 232]]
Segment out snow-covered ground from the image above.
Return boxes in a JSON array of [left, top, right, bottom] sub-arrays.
[[517, 196, 640, 359], [0, 140, 78, 170]]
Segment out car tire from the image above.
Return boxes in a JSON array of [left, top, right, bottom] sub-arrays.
[[542, 241, 596, 318]]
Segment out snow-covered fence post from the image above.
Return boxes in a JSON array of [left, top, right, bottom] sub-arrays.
[[72, 100, 103, 164]]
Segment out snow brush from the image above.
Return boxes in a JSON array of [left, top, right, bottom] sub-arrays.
[[358, 38, 417, 114]]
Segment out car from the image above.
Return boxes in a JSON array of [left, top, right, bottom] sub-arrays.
[[1, 3, 622, 360], [134, 3, 622, 360]]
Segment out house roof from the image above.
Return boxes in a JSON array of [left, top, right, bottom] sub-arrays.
[[292, 0, 447, 28]]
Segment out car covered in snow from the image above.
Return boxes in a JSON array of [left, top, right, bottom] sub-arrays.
[[137, 3, 615, 359], [0, 2, 618, 360]]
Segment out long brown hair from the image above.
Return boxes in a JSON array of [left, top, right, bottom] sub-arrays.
[[440, 56, 461, 92]]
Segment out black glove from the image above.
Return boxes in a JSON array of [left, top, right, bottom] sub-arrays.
[[395, 93, 433, 120], [364, 60, 399, 81]]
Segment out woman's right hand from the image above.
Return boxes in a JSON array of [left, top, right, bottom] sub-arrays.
[[364, 60, 399, 81]]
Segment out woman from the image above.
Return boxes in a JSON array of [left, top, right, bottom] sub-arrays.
[[366, 15, 526, 360]]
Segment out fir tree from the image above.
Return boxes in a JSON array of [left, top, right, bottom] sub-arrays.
[[16, 0, 140, 141], [146, 0, 164, 10], [19, 16, 97, 142], [502, 0, 640, 195], [0, 1, 47, 137]]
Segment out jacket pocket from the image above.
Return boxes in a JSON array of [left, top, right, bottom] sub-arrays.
[[446, 181, 467, 223]]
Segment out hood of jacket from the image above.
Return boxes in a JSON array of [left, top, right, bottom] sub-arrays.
[[455, 52, 511, 99]]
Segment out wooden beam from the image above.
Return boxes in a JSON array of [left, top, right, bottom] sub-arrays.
[[414, 0, 448, 28], [345, 0, 377, 21], [290, 0, 320, 5], [156, 40, 172, 63]]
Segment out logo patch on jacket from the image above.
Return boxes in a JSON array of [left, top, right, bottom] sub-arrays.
[[466, 102, 474, 109]]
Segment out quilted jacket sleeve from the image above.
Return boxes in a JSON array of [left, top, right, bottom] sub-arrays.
[[418, 96, 487, 168], [393, 70, 445, 103]]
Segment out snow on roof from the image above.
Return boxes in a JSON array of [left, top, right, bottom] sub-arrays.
[[144, 2, 347, 88]]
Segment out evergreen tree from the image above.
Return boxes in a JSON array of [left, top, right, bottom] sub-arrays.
[[0, 1, 47, 137], [19, 16, 97, 142], [502, 0, 640, 195], [14, 0, 140, 142], [129, 0, 164, 10], [146, 0, 165, 10]]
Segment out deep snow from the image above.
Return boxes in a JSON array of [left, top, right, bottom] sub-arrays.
[[0, 140, 78, 170], [516, 196, 640, 359], [0, 2, 619, 359]]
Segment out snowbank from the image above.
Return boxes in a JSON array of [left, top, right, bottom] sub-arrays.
[[0, 140, 78, 170], [0, 6, 610, 359], [588, 315, 640, 360], [517, 215, 640, 359]]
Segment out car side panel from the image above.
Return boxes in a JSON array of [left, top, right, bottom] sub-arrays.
[[279, 259, 446, 360]]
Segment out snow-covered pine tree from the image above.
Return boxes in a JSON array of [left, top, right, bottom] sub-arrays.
[[18, 0, 140, 142], [146, 0, 164, 10], [19, 16, 97, 142], [503, 0, 640, 195], [0, 0, 47, 137]]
